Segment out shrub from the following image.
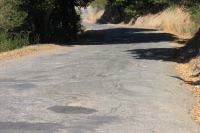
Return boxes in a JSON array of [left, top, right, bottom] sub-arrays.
[[0, 0, 29, 52], [188, 3, 200, 28], [90, 0, 107, 11], [0, 31, 29, 52]]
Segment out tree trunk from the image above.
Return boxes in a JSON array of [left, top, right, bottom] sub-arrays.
[[40, 1, 55, 43], [59, 0, 77, 41], [69, 0, 77, 40]]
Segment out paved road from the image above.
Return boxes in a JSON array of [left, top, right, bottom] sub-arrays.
[[0, 9, 200, 133]]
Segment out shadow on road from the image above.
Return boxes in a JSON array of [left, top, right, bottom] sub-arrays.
[[0, 121, 64, 132], [126, 48, 176, 62], [79, 27, 178, 45], [48, 106, 97, 114], [171, 75, 200, 86], [78, 27, 178, 62]]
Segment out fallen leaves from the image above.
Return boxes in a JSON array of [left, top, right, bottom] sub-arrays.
[[176, 57, 200, 124]]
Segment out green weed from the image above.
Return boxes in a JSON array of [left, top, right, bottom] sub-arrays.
[[0, 31, 29, 52]]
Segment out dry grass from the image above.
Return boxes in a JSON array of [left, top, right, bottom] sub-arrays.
[[87, 10, 104, 23], [0, 44, 71, 60], [134, 8, 195, 38], [87, 7, 196, 38]]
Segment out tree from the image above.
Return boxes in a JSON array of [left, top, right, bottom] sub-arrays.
[[0, 0, 27, 31], [19, 0, 93, 43]]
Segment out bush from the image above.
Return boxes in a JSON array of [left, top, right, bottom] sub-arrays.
[[188, 3, 200, 26], [0, 0, 29, 52], [90, 0, 107, 11], [0, 31, 29, 52]]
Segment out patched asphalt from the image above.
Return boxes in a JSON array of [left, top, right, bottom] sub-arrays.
[[0, 8, 200, 133]]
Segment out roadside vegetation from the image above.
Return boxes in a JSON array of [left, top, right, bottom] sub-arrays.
[[90, 0, 107, 11], [0, 0, 92, 53], [0, 0, 28, 52], [90, 0, 199, 35]]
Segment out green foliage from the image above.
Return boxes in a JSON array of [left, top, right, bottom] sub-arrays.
[[0, 0, 93, 52], [0, 0, 29, 52], [188, 2, 200, 24], [100, 0, 165, 22], [0, 0, 27, 31], [100, 0, 199, 27], [90, 0, 107, 11], [105, 0, 200, 14], [0, 31, 29, 52], [19, 0, 93, 43]]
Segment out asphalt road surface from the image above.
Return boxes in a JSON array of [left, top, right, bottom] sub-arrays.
[[0, 8, 200, 133]]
